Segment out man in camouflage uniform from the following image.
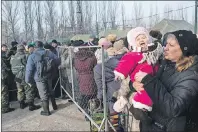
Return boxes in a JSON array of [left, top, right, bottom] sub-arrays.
[[1, 44, 15, 113], [10, 44, 41, 111]]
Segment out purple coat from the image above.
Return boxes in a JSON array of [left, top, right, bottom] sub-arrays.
[[74, 49, 97, 95]]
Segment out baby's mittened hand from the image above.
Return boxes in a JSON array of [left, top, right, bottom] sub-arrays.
[[115, 74, 121, 81], [135, 70, 148, 82]]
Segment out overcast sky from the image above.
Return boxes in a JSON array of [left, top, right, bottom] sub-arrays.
[[10, 1, 196, 32], [121, 1, 195, 24]]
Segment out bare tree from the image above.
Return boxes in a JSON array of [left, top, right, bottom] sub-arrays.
[[100, 1, 108, 30], [2, 1, 20, 42], [107, 1, 118, 29], [154, 5, 160, 25], [164, 4, 173, 19], [94, 1, 99, 36], [68, 1, 76, 33], [21, 1, 35, 42], [149, 4, 154, 28], [35, 1, 44, 40], [28, 1, 35, 41], [133, 1, 143, 27], [44, 1, 56, 39], [121, 3, 126, 30], [176, 5, 188, 21], [58, 1, 68, 38], [22, 1, 28, 41], [82, 1, 93, 33]]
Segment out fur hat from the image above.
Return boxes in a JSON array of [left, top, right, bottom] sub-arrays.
[[113, 39, 125, 51], [106, 34, 117, 43], [17, 44, 25, 51], [149, 30, 162, 40], [170, 30, 198, 56], [106, 47, 117, 56], [127, 27, 152, 49], [98, 38, 112, 49]]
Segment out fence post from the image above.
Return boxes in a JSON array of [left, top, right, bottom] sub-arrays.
[[101, 46, 109, 131], [58, 47, 63, 98], [69, 47, 75, 101]]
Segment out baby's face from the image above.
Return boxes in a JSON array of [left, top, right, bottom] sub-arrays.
[[135, 34, 149, 51]]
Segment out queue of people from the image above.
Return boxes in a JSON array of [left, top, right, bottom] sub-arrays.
[[1, 27, 198, 131]]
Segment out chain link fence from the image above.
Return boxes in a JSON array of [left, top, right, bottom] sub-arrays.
[[58, 45, 138, 132]]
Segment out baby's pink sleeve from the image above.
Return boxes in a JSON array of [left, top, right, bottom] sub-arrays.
[[114, 53, 138, 79]]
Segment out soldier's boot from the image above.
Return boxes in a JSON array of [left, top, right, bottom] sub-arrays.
[[50, 97, 58, 110], [19, 101, 28, 109], [2, 108, 15, 114], [40, 100, 51, 116], [28, 101, 41, 111]]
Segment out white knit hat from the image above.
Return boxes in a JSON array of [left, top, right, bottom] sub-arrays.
[[127, 27, 152, 50]]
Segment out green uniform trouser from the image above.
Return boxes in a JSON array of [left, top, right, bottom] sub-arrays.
[[1, 78, 10, 112], [16, 82, 34, 103]]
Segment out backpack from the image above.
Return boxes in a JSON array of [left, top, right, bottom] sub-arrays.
[[10, 53, 27, 83], [34, 50, 55, 80]]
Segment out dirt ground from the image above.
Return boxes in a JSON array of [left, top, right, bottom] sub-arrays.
[[1, 99, 90, 131]]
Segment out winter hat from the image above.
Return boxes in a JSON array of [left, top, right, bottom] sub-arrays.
[[170, 30, 198, 56], [28, 44, 34, 49], [11, 41, 18, 47], [52, 39, 57, 44], [127, 27, 152, 49], [106, 34, 117, 43], [98, 38, 112, 49], [2, 44, 7, 48], [149, 30, 162, 40], [72, 40, 84, 47], [17, 44, 25, 51], [106, 47, 117, 56], [113, 96, 128, 113], [113, 39, 125, 51], [35, 41, 44, 48]]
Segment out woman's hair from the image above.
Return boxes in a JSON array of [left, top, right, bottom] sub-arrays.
[[176, 56, 195, 72]]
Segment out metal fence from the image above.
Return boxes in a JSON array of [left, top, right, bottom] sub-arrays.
[[58, 45, 137, 132]]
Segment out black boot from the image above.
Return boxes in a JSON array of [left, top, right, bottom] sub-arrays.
[[2, 108, 15, 114], [28, 101, 41, 111], [51, 97, 58, 110], [19, 101, 28, 109], [40, 100, 51, 116]]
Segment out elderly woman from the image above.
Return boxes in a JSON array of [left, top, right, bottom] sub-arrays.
[[134, 30, 198, 131]]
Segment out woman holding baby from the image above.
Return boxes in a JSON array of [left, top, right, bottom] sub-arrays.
[[114, 28, 198, 131]]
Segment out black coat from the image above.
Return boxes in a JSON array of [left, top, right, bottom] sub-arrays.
[[140, 56, 198, 131]]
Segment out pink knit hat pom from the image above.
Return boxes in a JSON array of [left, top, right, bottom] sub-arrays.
[[98, 38, 112, 49]]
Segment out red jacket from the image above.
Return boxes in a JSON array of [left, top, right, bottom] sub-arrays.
[[114, 52, 158, 82]]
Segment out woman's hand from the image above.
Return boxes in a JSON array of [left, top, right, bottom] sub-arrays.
[[133, 81, 144, 92], [135, 70, 148, 82]]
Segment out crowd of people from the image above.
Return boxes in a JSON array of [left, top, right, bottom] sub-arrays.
[[1, 27, 198, 131]]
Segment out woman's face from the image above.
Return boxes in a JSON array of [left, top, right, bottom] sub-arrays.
[[29, 47, 34, 53], [135, 34, 149, 51], [1, 46, 8, 52], [164, 36, 183, 62]]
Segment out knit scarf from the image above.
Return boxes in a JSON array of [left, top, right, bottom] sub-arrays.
[[138, 42, 163, 65]]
